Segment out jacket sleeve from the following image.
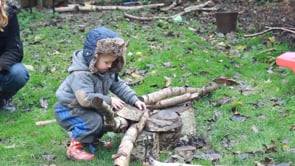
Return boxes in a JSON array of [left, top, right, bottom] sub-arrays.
[[71, 72, 112, 107], [0, 7, 23, 71], [110, 76, 139, 105]]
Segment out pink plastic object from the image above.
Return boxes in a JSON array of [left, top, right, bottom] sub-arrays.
[[276, 52, 295, 73]]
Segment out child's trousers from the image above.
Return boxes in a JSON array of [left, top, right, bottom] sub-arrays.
[[54, 103, 104, 143]]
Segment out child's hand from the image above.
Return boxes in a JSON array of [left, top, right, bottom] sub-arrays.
[[135, 100, 146, 110], [111, 97, 125, 110]]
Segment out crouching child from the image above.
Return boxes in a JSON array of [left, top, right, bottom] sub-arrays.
[[54, 27, 146, 161]]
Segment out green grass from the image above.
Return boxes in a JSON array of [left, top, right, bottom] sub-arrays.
[[0, 7, 294, 166]]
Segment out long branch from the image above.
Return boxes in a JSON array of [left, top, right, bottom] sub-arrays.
[[55, 3, 165, 12], [244, 26, 295, 37], [124, 0, 216, 21]]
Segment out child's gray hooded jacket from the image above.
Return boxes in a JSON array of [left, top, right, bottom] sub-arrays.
[[56, 27, 139, 109]]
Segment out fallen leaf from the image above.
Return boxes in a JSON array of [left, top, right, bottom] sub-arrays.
[[164, 76, 171, 87], [41, 153, 56, 161], [39, 98, 48, 109], [263, 140, 277, 153], [24, 64, 35, 71], [252, 125, 259, 133]]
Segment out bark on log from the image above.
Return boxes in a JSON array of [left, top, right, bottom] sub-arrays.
[[142, 84, 220, 108], [113, 110, 150, 166], [54, 3, 165, 12], [91, 97, 115, 125], [145, 155, 202, 166], [140, 87, 203, 105], [148, 92, 200, 109]]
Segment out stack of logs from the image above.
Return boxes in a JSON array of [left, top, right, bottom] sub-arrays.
[[36, 77, 238, 166], [111, 77, 238, 166]]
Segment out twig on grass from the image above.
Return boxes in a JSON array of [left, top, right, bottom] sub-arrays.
[[244, 26, 295, 37]]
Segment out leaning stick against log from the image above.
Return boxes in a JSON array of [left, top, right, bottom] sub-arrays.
[[113, 110, 150, 166], [91, 97, 116, 126], [144, 155, 202, 166]]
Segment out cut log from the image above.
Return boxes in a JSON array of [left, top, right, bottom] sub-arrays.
[[177, 105, 197, 135], [150, 102, 195, 135], [145, 110, 183, 151], [132, 103, 196, 161], [113, 110, 150, 166], [116, 104, 144, 121]]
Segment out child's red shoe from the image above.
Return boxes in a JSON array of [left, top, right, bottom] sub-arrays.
[[66, 138, 95, 160]]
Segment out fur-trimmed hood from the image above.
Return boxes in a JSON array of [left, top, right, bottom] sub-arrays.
[[83, 27, 127, 73]]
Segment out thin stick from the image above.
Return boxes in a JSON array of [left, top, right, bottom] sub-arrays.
[[244, 26, 295, 37], [35, 119, 56, 126]]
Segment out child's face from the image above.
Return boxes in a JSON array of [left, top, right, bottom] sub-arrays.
[[95, 54, 118, 73]]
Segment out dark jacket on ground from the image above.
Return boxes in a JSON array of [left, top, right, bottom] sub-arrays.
[[0, 5, 23, 71]]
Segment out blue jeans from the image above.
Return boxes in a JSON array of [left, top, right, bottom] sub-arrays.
[[0, 63, 30, 99]]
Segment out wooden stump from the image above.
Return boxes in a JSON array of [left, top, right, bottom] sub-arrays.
[[131, 130, 160, 160], [158, 126, 182, 151], [144, 110, 182, 150], [178, 105, 197, 135]]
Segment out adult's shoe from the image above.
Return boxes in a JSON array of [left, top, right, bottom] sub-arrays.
[[1, 98, 16, 113]]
